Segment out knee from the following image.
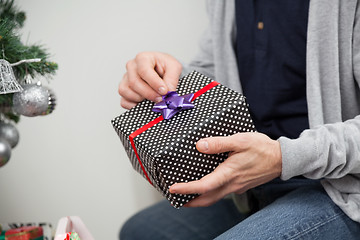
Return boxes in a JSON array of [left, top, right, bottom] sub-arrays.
[[119, 215, 142, 240], [119, 207, 160, 240], [119, 200, 173, 240]]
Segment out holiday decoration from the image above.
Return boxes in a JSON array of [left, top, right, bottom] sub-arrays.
[[0, 222, 53, 240], [12, 83, 56, 117], [60, 232, 81, 240], [0, 0, 58, 167], [5, 226, 43, 240], [112, 71, 256, 208], [152, 91, 194, 119], [43, 86, 56, 115], [54, 216, 94, 240], [0, 137, 11, 167], [0, 122, 19, 147], [0, 59, 22, 94]]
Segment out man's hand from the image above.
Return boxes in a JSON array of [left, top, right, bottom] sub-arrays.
[[169, 132, 282, 207], [119, 52, 182, 109]]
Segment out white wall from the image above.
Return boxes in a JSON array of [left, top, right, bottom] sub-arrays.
[[0, 0, 208, 239]]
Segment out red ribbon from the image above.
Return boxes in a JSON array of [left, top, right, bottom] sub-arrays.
[[129, 81, 219, 185]]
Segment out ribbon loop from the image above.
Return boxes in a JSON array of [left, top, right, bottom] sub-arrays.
[[152, 91, 195, 119]]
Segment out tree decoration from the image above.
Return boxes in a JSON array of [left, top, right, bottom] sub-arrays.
[[0, 121, 18, 147], [43, 85, 56, 115], [0, 137, 11, 167], [0, 0, 58, 167], [0, 59, 22, 94], [12, 82, 56, 117]]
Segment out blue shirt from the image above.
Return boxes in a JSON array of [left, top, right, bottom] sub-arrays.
[[235, 0, 310, 140]]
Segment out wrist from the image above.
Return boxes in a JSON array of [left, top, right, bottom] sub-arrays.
[[272, 140, 283, 177]]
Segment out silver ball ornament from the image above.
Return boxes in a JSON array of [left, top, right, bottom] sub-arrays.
[[0, 138, 11, 168], [0, 122, 19, 148], [43, 85, 56, 115], [12, 84, 56, 117]]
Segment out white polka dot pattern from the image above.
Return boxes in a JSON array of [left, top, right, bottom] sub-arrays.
[[111, 71, 256, 208]]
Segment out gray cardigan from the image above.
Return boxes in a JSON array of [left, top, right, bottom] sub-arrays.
[[182, 0, 360, 223]]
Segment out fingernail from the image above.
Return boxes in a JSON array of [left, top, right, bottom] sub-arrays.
[[159, 87, 167, 95], [198, 140, 209, 151], [155, 96, 163, 102], [169, 185, 177, 193]]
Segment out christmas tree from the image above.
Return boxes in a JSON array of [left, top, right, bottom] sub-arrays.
[[0, 0, 58, 167]]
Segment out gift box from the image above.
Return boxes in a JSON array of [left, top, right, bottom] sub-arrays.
[[0, 223, 52, 240], [5, 226, 43, 240], [112, 71, 255, 208]]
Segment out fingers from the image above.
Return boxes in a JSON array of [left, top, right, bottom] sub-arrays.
[[118, 74, 142, 109], [120, 98, 137, 109], [118, 52, 182, 108], [135, 54, 168, 95], [162, 61, 181, 91], [119, 72, 162, 108], [184, 184, 233, 207], [134, 52, 181, 94], [151, 53, 181, 91], [169, 132, 282, 208], [127, 73, 163, 102], [169, 161, 233, 195], [118, 75, 144, 103], [196, 136, 237, 154], [196, 133, 253, 154]]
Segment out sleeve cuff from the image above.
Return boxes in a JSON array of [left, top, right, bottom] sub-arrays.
[[278, 134, 319, 180]]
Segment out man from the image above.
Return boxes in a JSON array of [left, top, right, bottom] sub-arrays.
[[118, 0, 360, 239]]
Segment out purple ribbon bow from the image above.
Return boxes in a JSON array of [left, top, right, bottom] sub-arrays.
[[152, 91, 195, 120]]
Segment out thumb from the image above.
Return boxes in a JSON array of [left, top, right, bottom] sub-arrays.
[[196, 136, 238, 154]]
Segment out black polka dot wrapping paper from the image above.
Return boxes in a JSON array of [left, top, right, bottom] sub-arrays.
[[111, 71, 256, 208]]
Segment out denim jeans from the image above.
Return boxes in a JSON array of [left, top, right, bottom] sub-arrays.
[[120, 178, 360, 239]]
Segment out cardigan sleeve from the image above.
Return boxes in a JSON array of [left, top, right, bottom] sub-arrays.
[[182, 0, 215, 79], [279, 117, 360, 180], [279, 0, 360, 180]]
